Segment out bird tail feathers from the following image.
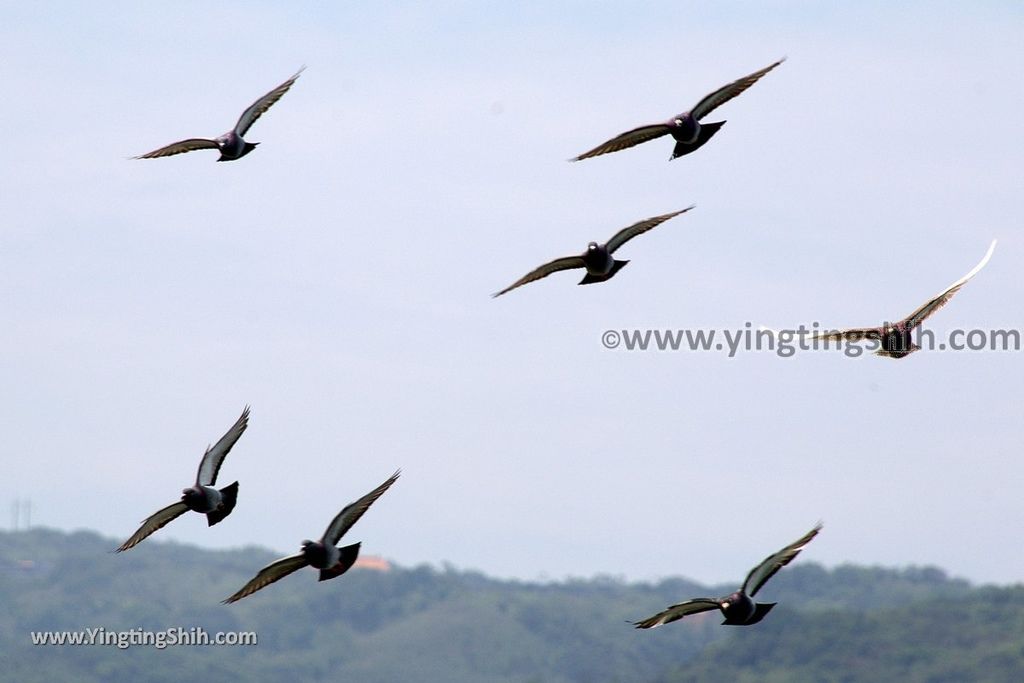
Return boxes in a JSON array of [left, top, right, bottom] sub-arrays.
[[671, 120, 725, 159], [319, 542, 362, 582], [735, 602, 776, 625], [206, 481, 239, 526], [579, 260, 629, 285]]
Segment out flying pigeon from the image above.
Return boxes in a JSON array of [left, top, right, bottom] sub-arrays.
[[134, 67, 304, 162], [572, 59, 784, 162], [633, 523, 821, 629], [492, 207, 693, 297], [116, 407, 250, 552], [223, 470, 400, 603], [809, 240, 997, 358]]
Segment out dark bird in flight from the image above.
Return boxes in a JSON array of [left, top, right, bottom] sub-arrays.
[[633, 523, 821, 629], [134, 67, 304, 162], [223, 470, 400, 604], [809, 240, 997, 358], [571, 58, 784, 162], [492, 207, 693, 297], [116, 407, 250, 552]]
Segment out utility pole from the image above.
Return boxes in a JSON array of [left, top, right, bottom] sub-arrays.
[[10, 499, 31, 530]]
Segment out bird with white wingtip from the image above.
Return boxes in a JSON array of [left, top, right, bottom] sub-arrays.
[[808, 240, 997, 358]]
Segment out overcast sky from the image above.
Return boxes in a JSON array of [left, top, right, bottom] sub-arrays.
[[1, 2, 1022, 587]]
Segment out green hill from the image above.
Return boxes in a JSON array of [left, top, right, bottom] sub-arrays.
[[653, 587, 1024, 683], [0, 528, 1018, 682]]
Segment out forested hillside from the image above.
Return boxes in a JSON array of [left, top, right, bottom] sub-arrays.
[[1, 528, 1018, 682]]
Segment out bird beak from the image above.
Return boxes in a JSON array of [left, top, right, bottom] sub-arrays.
[[720, 602, 729, 610]]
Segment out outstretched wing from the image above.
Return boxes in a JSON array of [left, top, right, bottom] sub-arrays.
[[605, 207, 694, 254], [689, 58, 785, 121], [321, 470, 401, 545], [115, 501, 190, 552], [760, 325, 881, 344], [234, 67, 305, 136], [743, 523, 822, 597], [492, 256, 586, 297], [134, 138, 219, 159], [633, 598, 720, 629], [222, 554, 309, 604], [196, 406, 250, 486], [808, 328, 884, 346], [902, 239, 997, 331], [571, 124, 673, 162]]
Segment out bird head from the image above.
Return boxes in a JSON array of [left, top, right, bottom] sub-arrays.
[[720, 590, 744, 610], [587, 242, 599, 251]]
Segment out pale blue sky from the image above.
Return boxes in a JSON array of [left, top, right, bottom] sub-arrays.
[[1, 2, 1022, 585]]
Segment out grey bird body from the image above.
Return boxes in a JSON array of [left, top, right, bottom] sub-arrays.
[[492, 207, 693, 297], [212, 131, 258, 162], [571, 59, 783, 162], [670, 120, 726, 159], [671, 113, 701, 144], [223, 470, 400, 604], [577, 242, 621, 284], [717, 590, 775, 626], [181, 484, 223, 513], [300, 539, 341, 569], [115, 407, 249, 552], [134, 68, 303, 162], [633, 523, 821, 629]]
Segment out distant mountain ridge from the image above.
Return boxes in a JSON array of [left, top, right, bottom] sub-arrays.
[[1, 528, 1017, 683]]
